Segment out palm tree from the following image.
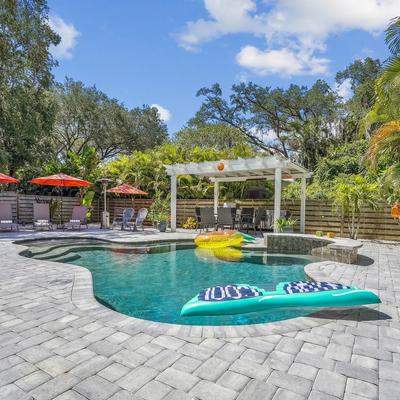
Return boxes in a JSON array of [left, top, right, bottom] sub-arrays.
[[364, 17, 400, 201], [366, 17, 400, 166]]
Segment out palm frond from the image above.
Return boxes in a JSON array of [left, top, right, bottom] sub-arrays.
[[386, 17, 400, 56], [368, 121, 400, 162]]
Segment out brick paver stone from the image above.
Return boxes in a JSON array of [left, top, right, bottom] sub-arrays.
[[1, 235, 399, 400]]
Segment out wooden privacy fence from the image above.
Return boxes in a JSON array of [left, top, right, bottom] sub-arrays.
[[93, 197, 400, 240], [1, 192, 399, 240], [0, 192, 80, 224]]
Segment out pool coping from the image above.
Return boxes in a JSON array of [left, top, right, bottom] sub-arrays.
[[12, 235, 372, 338]]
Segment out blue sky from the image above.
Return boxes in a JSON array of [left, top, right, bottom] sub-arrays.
[[48, 0, 394, 134]]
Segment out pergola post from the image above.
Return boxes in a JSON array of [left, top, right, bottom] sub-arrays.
[[300, 175, 306, 233], [214, 181, 219, 215], [273, 167, 282, 233], [170, 174, 177, 232]]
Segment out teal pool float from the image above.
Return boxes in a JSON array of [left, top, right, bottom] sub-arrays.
[[180, 281, 381, 317]]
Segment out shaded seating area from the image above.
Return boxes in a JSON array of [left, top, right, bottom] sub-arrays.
[[166, 156, 310, 233]]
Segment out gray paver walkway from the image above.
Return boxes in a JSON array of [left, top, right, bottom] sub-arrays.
[[0, 231, 398, 399]]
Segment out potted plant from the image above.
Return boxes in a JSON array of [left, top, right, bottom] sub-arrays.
[[148, 192, 170, 232], [274, 217, 297, 233]]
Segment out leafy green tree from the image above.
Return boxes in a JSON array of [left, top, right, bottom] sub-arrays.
[[174, 123, 246, 150], [335, 58, 381, 141], [313, 140, 369, 182], [0, 0, 60, 175], [52, 78, 168, 161], [329, 175, 379, 239], [103, 142, 258, 199], [194, 80, 342, 169]]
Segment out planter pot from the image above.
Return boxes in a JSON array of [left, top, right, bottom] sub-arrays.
[[158, 221, 167, 232], [327, 232, 336, 238], [282, 226, 294, 233]]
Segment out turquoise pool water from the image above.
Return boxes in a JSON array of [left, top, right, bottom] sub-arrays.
[[23, 240, 322, 326]]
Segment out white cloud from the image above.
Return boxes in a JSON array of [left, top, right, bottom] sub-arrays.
[[151, 104, 171, 122], [335, 78, 353, 100], [177, 0, 398, 76], [236, 46, 330, 76], [49, 16, 80, 60]]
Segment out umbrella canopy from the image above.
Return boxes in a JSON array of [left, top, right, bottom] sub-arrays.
[[107, 183, 148, 195], [29, 173, 91, 187], [0, 173, 20, 184]]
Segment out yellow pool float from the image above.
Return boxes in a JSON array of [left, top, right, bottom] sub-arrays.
[[194, 230, 253, 249]]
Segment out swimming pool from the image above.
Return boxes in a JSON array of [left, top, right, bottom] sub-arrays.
[[22, 239, 322, 326]]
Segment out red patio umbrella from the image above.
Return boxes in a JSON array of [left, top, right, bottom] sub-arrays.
[[29, 173, 92, 224], [107, 183, 148, 195], [107, 183, 148, 211], [0, 173, 20, 184], [29, 173, 91, 187]]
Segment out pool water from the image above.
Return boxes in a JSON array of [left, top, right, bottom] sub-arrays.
[[23, 240, 322, 326]]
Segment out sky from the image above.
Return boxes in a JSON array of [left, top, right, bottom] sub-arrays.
[[47, 0, 395, 134]]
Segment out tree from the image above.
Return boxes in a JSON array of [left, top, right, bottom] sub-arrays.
[[193, 80, 342, 169], [174, 123, 246, 150], [0, 0, 60, 175], [335, 58, 382, 141], [329, 175, 379, 239], [52, 79, 168, 161], [364, 17, 400, 200], [103, 142, 258, 199], [313, 140, 369, 182]]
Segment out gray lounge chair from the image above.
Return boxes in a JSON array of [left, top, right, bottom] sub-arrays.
[[0, 203, 18, 231], [199, 207, 216, 231], [63, 206, 89, 230], [217, 207, 234, 230], [33, 203, 53, 230], [134, 208, 148, 231]]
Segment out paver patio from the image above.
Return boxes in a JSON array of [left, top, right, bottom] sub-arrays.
[[0, 230, 398, 399]]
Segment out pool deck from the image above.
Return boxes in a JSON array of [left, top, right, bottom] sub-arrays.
[[0, 228, 398, 400]]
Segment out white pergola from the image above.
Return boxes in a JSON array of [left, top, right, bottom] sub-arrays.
[[165, 155, 311, 233]]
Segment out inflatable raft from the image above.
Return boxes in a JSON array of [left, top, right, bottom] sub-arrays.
[[180, 281, 381, 317], [194, 230, 255, 249]]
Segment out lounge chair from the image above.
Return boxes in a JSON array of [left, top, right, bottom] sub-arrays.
[[0, 202, 18, 231], [134, 208, 148, 231], [216, 207, 235, 230], [63, 206, 89, 230], [33, 203, 53, 230], [199, 207, 216, 231]]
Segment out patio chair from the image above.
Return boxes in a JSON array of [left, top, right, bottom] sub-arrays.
[[0, 202, 18, 231], [63, 206, 89, 230], [33, 203, 53, 230], [122, 208, 135, 230], [195, 207, 201, 230], [216, 207, 235, 230], [199, 207, 216, 231], [240, 207, 254, 232], [134, 208, 148, 231], [250, 207, 266, 236]]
